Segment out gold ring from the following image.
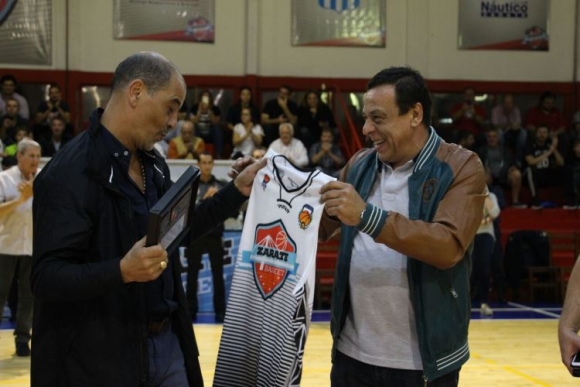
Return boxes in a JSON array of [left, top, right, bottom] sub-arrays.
[[160, 261, 167, 270]]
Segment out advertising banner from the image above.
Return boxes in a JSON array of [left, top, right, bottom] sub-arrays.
[[458, 0, 549, 50], [114, 0, 214, 43], [292, 0, 385, 47], [0, 0, 52, 65]]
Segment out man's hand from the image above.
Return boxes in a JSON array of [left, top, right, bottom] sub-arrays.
[[559, 326, 580, 375], [203, 186, 219, 199], [119, 237, 168, 283], [18, 181, 33, 202], [319, 181, 366, 226], [231, 156, 268, 196]]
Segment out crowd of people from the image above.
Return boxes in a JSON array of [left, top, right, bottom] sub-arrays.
[[443, 88, 580, 210]]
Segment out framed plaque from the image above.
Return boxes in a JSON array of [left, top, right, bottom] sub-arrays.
[[146, 166, 200, 255]]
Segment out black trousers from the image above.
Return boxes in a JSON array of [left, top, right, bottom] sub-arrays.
[[186, 235, 225, 317], [331, 350, 460, 387]]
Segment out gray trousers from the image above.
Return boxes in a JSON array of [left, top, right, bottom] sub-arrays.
[[0, 254, 33, 343]]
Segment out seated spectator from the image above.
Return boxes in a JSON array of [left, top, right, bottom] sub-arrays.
[[190, 90, 223, 158], [569, 111, 580, 145], [34, 84, 72, 143], [450, 87, 486, 145], [563, 139, 580, 209], [41, 116, 70, 157], [297, 89, 336, 150], [267, 123, 308, 167], [261, 85, 298, 147], [231, 107, 264, 159], [523, 125, 565, 209], [525, 91, 568, 155], [226, 86, 260, 132], [309, 127, 344, 177], [0, 75, 30, 120], [456, 130, 475, 151], [1, 98, 28, 145], [491, 93, 527, 166], [167, 120, 205, 160], [4, 127, 32, 157], [477, 127, 524, 207]]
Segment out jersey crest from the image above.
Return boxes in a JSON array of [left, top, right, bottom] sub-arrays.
[[242, 220, 298, 299]]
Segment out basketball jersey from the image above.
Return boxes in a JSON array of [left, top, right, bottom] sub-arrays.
[[213, 149, 335, 387]]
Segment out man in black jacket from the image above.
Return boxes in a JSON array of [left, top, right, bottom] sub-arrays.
[[31, 52, 265, 387]]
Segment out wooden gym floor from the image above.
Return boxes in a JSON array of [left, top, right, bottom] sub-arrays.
[[0, 303, 576, 386]]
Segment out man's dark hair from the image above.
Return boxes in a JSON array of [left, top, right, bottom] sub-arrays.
[[539, 91, 556, 104], [111, 52, 178, 94], [366, 66, 432, 127], [280, 85, 293, 94], [0, 74, 17, 85]]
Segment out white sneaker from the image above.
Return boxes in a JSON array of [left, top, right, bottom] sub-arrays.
[[480, 303, 493, 316], [563, 205, 578, 210]]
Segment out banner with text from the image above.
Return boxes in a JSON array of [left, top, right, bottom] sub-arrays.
[[458, 0, 549, 50], [292, 0, 385, 47], [0, 0, 52, 65], [113, 0, 214, 43]]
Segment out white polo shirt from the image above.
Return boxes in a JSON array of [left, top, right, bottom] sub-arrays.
[[0, 166, 38, 256]]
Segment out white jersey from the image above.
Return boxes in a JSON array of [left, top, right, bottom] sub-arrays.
[[214, 149, 335, 387]]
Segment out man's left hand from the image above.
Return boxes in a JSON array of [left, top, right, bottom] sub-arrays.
[[319, 181, 366, 226]]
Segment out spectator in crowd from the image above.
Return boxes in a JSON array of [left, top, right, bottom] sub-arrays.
[[190, 90, 224, 158], [231, 106, 264, 159], [4, 127, 32, 157], [491, 93, 527, 166], [450, 87, 486, 144], [297, 89, 337, 150], [267, 123, 308, 167], [309, 127, 344, 177], [34, 84, 72, 143], [0, 75, 30, 120], [41, 116, 70, 157], [1, 155, 16, 170], [261, 85, 299, 147], [186, 152, 229, 323], [456, 130, 475, 151], [318, 66, 486, 386], [30, 51, 266, 386], [226, 86, 260, 132], [569, 111, 580, 145], [0, 138, 41, 357], [523, 125, 565, 209], [525, 91, 568, 155], [563, 138, 580, 209], [1, 98, 28, 145], [478, 127, 525, 207], [167, 119, 205, 159], [471, 169, 501, 317], [487, 168, 507, 303]]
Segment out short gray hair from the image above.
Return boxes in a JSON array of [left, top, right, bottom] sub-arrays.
[[111, 52, 181, 94], [17, 138, 41, 155], [279, 123, 294, 136]]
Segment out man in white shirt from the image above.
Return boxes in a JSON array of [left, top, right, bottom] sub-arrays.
[[267, 123, 308, 167], [0, 138, 41, 356]]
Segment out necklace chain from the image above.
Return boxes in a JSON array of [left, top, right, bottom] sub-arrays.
[[139, 157, 146, 193]]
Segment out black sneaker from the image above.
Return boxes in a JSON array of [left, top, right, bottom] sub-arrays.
[[16, 342, 30, 357]]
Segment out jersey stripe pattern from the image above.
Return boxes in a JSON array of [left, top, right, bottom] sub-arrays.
[[214, 150, 335, 387]]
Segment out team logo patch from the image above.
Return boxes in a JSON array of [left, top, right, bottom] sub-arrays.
[[298, 204, 313, 230], [422, 178, 438, 202], [0, 0, 16, 26], [521, 26, 549, 50], [241, 220, 298, 299], [262, 174, 270, 190]]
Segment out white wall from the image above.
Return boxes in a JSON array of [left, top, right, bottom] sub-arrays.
[[3, 0, 579, 83]]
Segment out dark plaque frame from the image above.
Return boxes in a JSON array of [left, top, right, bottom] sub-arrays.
[[146, 166, 200, 255]]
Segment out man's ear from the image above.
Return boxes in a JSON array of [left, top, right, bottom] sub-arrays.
[[410, 102, 424, 128], [128, 80, 145, 108]]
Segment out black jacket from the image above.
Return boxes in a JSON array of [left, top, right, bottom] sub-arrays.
[[31, 109, 246, 386]]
